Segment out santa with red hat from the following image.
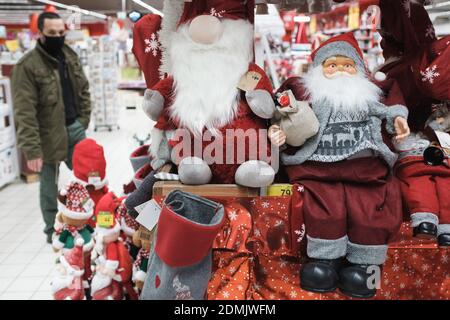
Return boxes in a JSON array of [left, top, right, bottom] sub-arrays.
[[91, 192, 136, 300], [142, 0, 277, 187], [51, 238, 86, 300], [269, 32, 410, 299], [71, 138, 109, 227]]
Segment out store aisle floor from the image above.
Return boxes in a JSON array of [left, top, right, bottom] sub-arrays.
[[0, 92, 152, 300]]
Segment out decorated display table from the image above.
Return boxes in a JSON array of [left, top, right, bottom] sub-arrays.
[[152, 181, 449, 300]]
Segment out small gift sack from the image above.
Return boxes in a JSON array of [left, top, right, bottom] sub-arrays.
[[274, 90, 319, 147]]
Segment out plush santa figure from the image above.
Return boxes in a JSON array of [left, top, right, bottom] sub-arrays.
[[72, 138, 109, 227], [269, 33, 410, 299], [91, 193, 136, 300], [53, 182, 95, 287], [51, 238, 85, 300], [143, 0, 277, 187]]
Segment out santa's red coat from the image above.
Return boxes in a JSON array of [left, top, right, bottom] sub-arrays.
[[152, 63, 273, 184]]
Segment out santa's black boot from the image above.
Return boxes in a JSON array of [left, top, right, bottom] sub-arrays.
[[300, 258, 342, 293], [413, 222, 438, 240], [438, 234, 450, 247], [338, 264, 377, 299]]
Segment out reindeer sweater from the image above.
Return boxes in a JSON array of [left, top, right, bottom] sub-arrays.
[[309, 108, 379, 162], [281, 100, 409, 168]]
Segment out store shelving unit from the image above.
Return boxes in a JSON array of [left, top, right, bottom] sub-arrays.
[[0, 78, 19, 188], [87, 36, 120, 132]]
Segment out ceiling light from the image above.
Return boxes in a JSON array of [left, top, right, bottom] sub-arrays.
[[131, 0, 163, 16], [33, 0, 108, 20]]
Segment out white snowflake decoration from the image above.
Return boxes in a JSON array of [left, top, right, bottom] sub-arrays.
[[144, 33, 160, 57], [441, 255, 448, 264], [222, 291, 230, 298], [289, 291, 298, 299], [210, 8, 226, 18], [237, 285, 244, 292], [228, 210, 238, 221], [261, 201, 270, 209], [414, 278, 424, 288], [420, 65, 440, 84], [297, 185, 305, 193]]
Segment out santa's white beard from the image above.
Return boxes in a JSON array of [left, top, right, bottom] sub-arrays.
[[302, 65, 382, 112], [169, 19, 254, 135]]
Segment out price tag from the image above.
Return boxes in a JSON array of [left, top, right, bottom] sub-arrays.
[[266, 184, 293, 197], [97, 211, 114, 228], [237, 71, 262, 92], [136, 199, 162, 232]]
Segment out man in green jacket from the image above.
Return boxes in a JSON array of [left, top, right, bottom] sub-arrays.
[[12, 12, 91, 243]]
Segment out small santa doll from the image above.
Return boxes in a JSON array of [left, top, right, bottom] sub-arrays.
[[71, 138, 109, 227], [51, 238, 86, 300], [91, 193, 136, 300], [269, 33, 410, 299], [143, 0, 277, 187]]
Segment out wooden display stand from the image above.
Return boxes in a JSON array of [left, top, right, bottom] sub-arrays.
[[153, 164, 261, 198]]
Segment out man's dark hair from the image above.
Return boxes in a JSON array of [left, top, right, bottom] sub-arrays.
[[38, 12, 62, 32]]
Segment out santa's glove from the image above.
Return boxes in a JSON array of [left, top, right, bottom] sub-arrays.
[[143, 89, 165, 121], [178, 157, 212, 185], [246, 89, 276, 119], [140, 190, 225, 300], [125, 170, 158, 219]]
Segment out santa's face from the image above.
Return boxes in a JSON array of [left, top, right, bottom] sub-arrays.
[[188, 15, 224, 45], [322, 56, 357, 79], [303, 58, 381, 112]]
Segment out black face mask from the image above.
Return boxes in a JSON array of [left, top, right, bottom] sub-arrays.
[[42, 35, 65, 56]]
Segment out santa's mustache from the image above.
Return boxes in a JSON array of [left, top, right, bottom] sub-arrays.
[[325, 71, 354, 79]]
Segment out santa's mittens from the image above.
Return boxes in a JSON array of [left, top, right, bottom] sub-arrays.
[[140, 190, 224, 300], [235, 160, 275, 188], [143, 89, 165, 122], [245, 89, 276, 119], [130, 145, 151, 173], [178, 157, 212, 185], [125, 170, 158, 219]]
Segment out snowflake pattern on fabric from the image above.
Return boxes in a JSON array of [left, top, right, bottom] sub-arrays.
[[420, 65, 440, 84], [425, 25, 436, 39], [210, 8, 226, 18], [144, 33, 160, 57]]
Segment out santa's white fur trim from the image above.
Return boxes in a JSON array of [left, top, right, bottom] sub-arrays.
[[105, 260, 119, 271], [134, 270, 147, 282], [58, 200, 93, 220], [75, 238, 85, 247], [95, 221, 122, 241], [59, 256, 85, 277], [160, 0, 186, 75], [169, 19, 254, 135], [83, 239, 95, 253], [51, 275, 74, 293], [72, 175, 108, 191], [150, 127, 165, 159], [91, 273, 112, 294], [374, 71, 387, 82], [302, 65, 382, 112], [52, 238, 65, 250]]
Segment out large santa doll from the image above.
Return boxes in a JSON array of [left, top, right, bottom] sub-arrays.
[[143, 0, 277, 187], [269, 33, 410, 299]]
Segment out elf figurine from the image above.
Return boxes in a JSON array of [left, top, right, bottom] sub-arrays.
[[269, 33, 410, 299], [394, 103, 450, 247], [51, 238, 86, 300], [91, 192, 137, 300], [71, 138, 109, 227]]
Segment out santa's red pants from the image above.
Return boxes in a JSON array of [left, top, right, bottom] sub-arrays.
[[395, 157, 450, 236], [286, 158, 403, 265]]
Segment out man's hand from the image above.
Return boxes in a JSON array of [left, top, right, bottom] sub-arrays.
[[394, 117, 411, 142], [27, 158, 43, 173], [269, 125, 287, 147]]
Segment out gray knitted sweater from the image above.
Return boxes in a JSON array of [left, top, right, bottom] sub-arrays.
[[281, 101, 409, 168]]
